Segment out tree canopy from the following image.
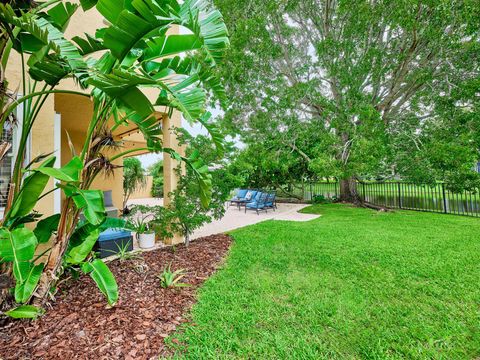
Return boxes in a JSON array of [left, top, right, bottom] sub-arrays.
[[123, 157, 146, 209], [215, 0, 480, 200]]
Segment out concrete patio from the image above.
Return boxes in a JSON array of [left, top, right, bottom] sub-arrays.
[[127, 198, 320, 241]]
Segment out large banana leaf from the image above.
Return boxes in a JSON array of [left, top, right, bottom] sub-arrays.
[[0, 5, 87, 80], [143, 56, 194, 76], [178, 0, 229, 64], [34, 156, 82, 182], [65, 228, 100, 265], [33, 214, 61, 244], [186, 149, 212, 207], [163, 148, 212, 207], [145, 55, 228, 107], [90, 66, 205, 130], [81, 259, 118, 306], [29, 55, 71, 85], [8, 156, 56, 220], [5, 305, 44, 319], [93, 0, 228, 65], [0, 7, 87, 85], [47, 2, 79, 31], [27, 17, 86, 76], [142, 34, 202, 62], [88, 71, 155, 116], [72, 33, 106, 56], [61, 186, 105, 225], [0, 228, 37, 284], [88, 71, 162, 146], [79, 0, 98, 11], [14, 263, 44, 303]]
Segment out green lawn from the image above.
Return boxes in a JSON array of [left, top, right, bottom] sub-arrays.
[[172, 204, 480, 359]]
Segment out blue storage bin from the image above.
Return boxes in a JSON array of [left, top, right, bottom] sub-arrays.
[[94, 228, 133, 258]]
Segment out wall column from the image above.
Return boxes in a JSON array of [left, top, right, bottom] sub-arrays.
[[162, 111, 185, 245]]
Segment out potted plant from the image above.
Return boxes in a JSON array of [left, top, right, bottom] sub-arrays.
[[127, 206, 156, 249]]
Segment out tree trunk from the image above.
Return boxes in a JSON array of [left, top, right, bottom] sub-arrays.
[[339, 177, 361, 204], [33, 202, 78, 306], [0, 264, 14, 313]]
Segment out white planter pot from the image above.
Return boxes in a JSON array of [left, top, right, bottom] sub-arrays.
[[138, 232, 155, 249]]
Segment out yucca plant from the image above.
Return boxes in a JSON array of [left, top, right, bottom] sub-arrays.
[[0, 0, 229, 317]]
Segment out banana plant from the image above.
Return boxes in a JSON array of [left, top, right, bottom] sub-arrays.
[[0, 0, 229, 316]]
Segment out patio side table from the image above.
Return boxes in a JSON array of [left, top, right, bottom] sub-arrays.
[[230, 199, 248, 210]]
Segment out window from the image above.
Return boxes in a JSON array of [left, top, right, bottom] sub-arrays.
[[0, 122, 13, 207], [0, 100, 29, 209]]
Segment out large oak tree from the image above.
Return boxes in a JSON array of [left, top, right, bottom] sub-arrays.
[[215, 0, 480, 201]]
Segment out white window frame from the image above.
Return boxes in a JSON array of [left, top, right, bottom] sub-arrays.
[[0, 98, 30, 214]]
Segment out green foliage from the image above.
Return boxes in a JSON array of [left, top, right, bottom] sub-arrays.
[[4, 305, 44, 319], [149, 160, 164, 198], [34, 156, 82, 182], [164, 188, 211, 246], [105, 240, 139, 262], [62, 186, 105, 226], [311, 194, 330, 204], [0, 0, 229, 314], [151, 177, 164, 198], [0, 227, 40, 303], [173, 204, 480, 359], [123, 157, 146, 208], [65, 229, 100, 265], [14, 263, 43, 303], [125, 205, 157, 234], [214, 0, 480, 198], [81, 259, 118, 306], [158, 263, 188, 289], [33, 214, 60, 244], [149, 160, 163, 177], [7, 156, 56, 219]]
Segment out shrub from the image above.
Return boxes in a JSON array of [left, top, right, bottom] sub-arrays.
[[312, 194, 335, 204], [151, 177, 164, 198]]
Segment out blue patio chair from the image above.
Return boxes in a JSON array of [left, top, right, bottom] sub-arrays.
[[265, 192, 277, 211], [230, 189, 248, 203], [231, 189, 258, 210], [244, 190, 258, 202], [245, 192, 269, 214]]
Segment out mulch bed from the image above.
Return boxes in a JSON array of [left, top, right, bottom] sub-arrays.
[[0, 234, 232, 360]]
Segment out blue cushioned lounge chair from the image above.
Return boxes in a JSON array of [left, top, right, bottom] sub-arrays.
[[245, 192, 269, 214], [265, 192, 277, 211], [230, 189, 248, 202], [231, 189, 258, 210]]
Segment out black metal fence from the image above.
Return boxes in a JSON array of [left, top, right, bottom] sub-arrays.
[[290, 181, 480, 218]]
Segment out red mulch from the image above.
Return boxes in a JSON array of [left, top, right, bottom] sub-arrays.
[[0, 234, 232, 360]]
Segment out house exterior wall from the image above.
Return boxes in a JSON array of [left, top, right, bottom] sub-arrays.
[[54, 94, 124, 213]]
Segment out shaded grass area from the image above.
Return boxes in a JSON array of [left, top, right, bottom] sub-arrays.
[[173, 204, 480, 359]]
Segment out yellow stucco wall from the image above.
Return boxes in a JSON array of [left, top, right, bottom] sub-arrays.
[[53, 93, 124, 214]]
